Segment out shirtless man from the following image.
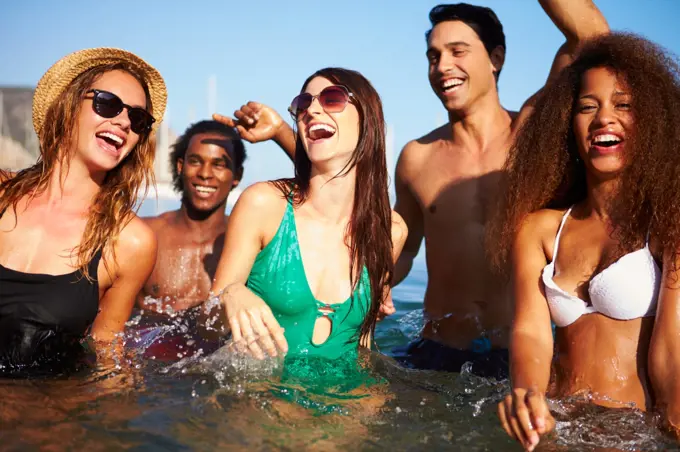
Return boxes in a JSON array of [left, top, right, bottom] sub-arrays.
[[138, 120, 247, 311], [390, 1, 608, 377], [214, 0, 608, 377], [135, 120, 248, 358]]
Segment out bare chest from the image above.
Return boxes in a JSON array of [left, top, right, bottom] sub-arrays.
[[410, 147, 506, 228], [144, 231, 224, 302]]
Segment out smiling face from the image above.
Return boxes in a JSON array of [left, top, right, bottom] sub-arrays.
[[573, 67, 634, 179], [178, 132, 240, 212], [73, 70, 148, 173], [296, 77, 361, 167], [427, 20, 500, 113]]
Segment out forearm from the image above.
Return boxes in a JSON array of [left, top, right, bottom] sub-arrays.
[[539, 0, 609, 44], [392, 253, 415, 286], [650, 337, 680, 423], [273, 123, 296, 162], [510, 331, 553, 393]]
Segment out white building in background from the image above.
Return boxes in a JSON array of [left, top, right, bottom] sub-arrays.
[[0, 86, 39, 171]]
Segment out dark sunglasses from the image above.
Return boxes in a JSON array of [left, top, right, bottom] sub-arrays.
[[288, 85, 354, 120], [86, 89, 155, 134]]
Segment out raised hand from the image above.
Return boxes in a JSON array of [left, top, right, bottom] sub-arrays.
[[220, 283, 288, 359], [213, 102, 286, 144], [498, 387, 556, 451]]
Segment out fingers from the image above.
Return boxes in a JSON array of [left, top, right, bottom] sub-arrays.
[[506, 395, 531, 447], [234, 105, 258, 126], [246, 101, 263, 112], [238, 311, 264, 360], [498, 391, 548, 451], [526, 390, 550, 434], [261, 309, 288, 354], [227, 310, 242, 343], [512, 391, 539, 450], [498, 397, 519, 442], [212, 113, 235, 127], [247, 310, 278, 358], [235, 125, 256, 143]]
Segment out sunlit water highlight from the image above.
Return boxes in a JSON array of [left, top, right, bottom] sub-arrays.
[[1, 198, 677, 450]]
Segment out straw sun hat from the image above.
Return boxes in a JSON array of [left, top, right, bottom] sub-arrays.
[[32, 47, 167, 135]]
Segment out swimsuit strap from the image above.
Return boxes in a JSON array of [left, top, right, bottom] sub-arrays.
[[552, 206, 574, 262]]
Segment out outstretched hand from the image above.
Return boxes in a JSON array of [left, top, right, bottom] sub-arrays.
[[220, 283, 288, 360], [498, 387, 556, 451], [213, 102, 285, 144]]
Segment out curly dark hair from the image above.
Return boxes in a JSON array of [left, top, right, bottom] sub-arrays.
[[170, 120, 246, 193], [488, 32, 680, 274]]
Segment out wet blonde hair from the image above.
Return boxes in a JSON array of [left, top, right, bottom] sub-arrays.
[[0, 62, 156, 279]]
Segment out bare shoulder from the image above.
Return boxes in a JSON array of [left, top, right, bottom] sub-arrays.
[[236, 181, 287, 212], [141, 210, 174, 233], [518, 208, 567, 252], [397, 126, 448, 178], [231, 181, 289, 240], [116, 215, 158, 262]]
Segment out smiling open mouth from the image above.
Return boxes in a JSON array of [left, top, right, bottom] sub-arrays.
[[592, 134, 623, 148], [441, 78, 464, 94], [96, 132, 124, 150], [194, 184, 217, 194], [308, 124, 336, 141]]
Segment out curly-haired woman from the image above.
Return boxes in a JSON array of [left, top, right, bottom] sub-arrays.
[[489, 33, 680, 449]]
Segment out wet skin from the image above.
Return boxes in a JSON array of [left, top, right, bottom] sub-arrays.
[[138, 132, 240, 313]]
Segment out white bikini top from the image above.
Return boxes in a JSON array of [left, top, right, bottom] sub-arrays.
[[541, 207, 661, 327]]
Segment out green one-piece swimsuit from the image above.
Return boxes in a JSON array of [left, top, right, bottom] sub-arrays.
[[246, 197, 371, 361]]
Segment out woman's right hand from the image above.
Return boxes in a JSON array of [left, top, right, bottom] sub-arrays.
[[213, 102, 285, 144], [497, 387, 556, 451], [221, 283, 288, 359]]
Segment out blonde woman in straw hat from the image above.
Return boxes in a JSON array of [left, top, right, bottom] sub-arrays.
[[0, 47, 166, 375]]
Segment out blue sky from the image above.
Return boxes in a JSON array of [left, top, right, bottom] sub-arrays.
[[2, 0, 679, 189]]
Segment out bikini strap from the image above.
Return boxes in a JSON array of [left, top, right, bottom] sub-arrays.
[[552, 206, 573, 262]]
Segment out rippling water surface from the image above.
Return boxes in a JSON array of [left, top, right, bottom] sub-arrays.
[[1, 198, 676, 451]]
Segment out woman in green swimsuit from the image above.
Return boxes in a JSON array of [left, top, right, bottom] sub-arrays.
[[210, 68, 407, 367]]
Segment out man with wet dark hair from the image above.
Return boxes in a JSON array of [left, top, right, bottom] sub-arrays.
[[137, 120, 247, 317], [426, 3, 506, 80], [390, 1, 609, 377]]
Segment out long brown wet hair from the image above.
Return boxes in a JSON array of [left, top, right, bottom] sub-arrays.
[[0, 62, 156, 279], [486, 33, 680, 274], [488, 32, 680, 275], [273, 68, 393, 343]]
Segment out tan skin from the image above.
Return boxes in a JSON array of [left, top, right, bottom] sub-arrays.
[[497, 67, 676, 451], [393, 0, 609, 349], [137, 132, 242, 313], [211, 77, 408, 359], [217, 1, 608, 349], [0, 70, 157, 351]]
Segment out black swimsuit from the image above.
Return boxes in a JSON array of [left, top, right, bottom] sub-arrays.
[[0, 209, 102, 375]]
